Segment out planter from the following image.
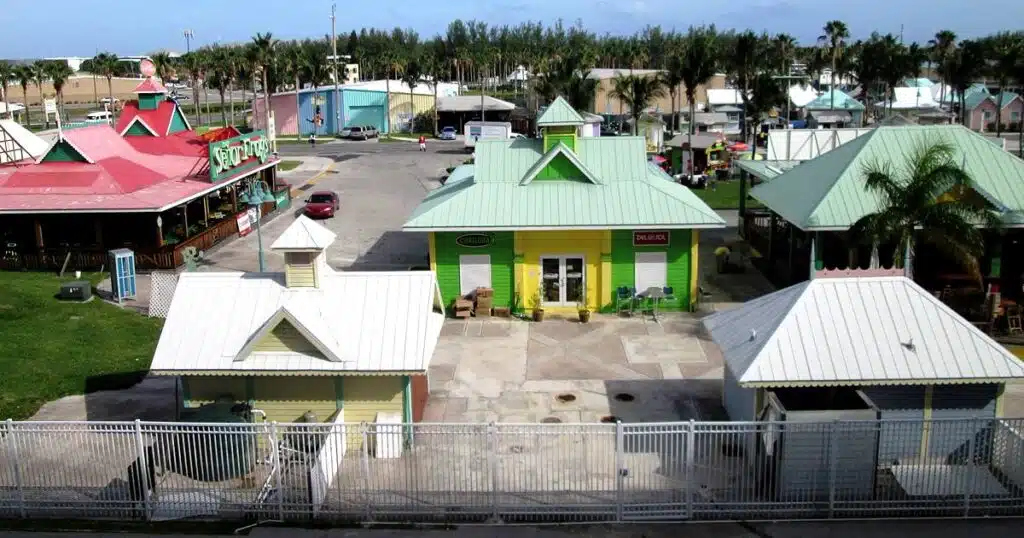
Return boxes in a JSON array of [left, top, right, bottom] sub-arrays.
[[578, 309, 591, 323], [532, 309, 545, 322]]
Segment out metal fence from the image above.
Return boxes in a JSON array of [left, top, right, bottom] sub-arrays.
[[0, 417, 1022, 524]]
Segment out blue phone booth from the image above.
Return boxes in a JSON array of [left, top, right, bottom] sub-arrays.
[[109, 248, 137, 302]]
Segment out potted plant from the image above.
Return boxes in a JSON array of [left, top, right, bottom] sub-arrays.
[[577, 291, 591, 323], [531, 291, 544, 322]]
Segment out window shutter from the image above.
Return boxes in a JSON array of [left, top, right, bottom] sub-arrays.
[[634, 251, 668, 292], [459, 255, 492, 296]]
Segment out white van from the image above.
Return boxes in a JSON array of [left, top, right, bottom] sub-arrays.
[[85, 111, 112, 124]]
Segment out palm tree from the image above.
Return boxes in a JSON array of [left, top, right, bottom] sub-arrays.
[[93, 52, 120, 117], [14, 65, 33, 128], [662, 50, 685, 134], [44, 61, 74, 120], [149, 52, 174, 83], [679, 26, 718, 175], [282, 43, 304, 141], [928, 30, 957, 106], [401, 57, 424, 133], [946, 41, 985, 127], [30, 62, 48, 128], [727, 31, 765, 141], [251, 32, 277, 136], [818, 20, 850, 109], [608, 74, 666, 135], [744, 74, 785, 153], [850, 141, 1001, 282], [985, 32, 1023, 137], [0, 61, 13, 108], [207, 48, 232, 126], [180, 52, 204, 126], [422, 38, 446, 135]]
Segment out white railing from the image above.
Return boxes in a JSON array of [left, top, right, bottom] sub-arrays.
[[0, 417, 1022, 523]]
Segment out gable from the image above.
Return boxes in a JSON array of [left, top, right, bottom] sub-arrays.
[[251, 318, 324, 357], [538, 153, 588, 181], [168, 105, 190, 134], [40, 140, 89, 163], [520, 143, 602, 185], [125, 121, 156, 136]]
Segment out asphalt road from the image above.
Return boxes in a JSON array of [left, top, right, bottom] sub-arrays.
[[273, 138, 470, 157]]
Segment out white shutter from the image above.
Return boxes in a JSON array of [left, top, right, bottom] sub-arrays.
[[459, 255, 492, 296], [635, 251, 667, 293]]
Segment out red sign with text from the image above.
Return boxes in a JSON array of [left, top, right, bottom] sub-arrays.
[[633, 230, 670, 246]]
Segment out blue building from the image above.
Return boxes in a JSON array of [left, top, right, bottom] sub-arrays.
[[256, 87, 390, 137]]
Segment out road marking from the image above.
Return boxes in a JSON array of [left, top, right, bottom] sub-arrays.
[[290, 162, 335, 197]]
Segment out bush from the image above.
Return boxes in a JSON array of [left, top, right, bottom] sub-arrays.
[[1008, 122, 1020, 132], [986, 122, 997, 132]]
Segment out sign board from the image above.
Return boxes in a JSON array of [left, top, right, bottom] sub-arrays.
[[455, 233, 494, 248], [236, 212, 252, 237], [275, 190, 290, 209], [208, 131, 272, 182], [44, 99, 57, 115], [633, 230, 670, 247]]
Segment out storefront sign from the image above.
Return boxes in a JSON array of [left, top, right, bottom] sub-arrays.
[[633, 230, 670, 247], [275, 190, 290, 209], [209, 131, 272, 182], [236, 212, 252, 237], [455, 233, 493, 248]]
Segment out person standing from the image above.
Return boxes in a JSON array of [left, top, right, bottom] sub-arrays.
[[418, 134, 427, 152]]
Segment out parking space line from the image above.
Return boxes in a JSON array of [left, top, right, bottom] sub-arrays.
[[290, 162, 335, 197]]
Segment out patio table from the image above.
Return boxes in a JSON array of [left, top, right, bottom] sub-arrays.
[[645, 287, 666, 322]]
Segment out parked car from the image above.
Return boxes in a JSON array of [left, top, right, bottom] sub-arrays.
[[303, 191, 340, 218], [439, 126, 457, 140], [100, 97, 120, 106], [347, 125, 379, 140], [85, 111, 113, 123]]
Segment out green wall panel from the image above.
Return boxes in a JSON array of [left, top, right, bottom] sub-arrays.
[[434, 232, 515, 312], [40, 140, 87, 162], [125, 121, 154, 136], [138, 93, 161, 111], [610, 229, 692, 310], [538, 153, 586, 181], [168, 106, 189, 134], [543, 133, 576, 152]]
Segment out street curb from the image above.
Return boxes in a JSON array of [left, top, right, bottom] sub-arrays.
[[289, 162, 335, 198]]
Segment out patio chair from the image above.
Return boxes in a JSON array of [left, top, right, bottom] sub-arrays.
[[1008, 305, 1023, 335], [617, 286, 637, 316]]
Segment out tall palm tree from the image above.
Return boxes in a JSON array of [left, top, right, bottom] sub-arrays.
[[251, 32, 277, 136], [422, 38, 446, 135], [679, 26, 718, 175], [850, 141, 1001, 282], [986, 32, 1023, 137], [207, 48, 232, 126], [30, 62, 48, 128], [0, 61, 13, 108], [149, 52, 174, 83], [93, 52, 120, 117], [662, 50, 685, 134], [928, 30, 957, 106], [180, 52, 204, 126], [608, 74, 666, 135], [401, 56, 424, 133], [946, 41, 985, 127], [744, 73, 785, 153], [282, 43, 304, 141], [44, 61, 74, 120], [14, 65, 33, 128], [818, 20, 850, 109], [727, 31, 764, 141]]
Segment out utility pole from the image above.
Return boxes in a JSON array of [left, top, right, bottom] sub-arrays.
[[480, 70, 486, 123], [183, 29, 194, 54], [331, 4, 340, 135]]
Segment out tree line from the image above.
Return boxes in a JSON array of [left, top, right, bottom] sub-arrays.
[[2, 21, 1023, 138]]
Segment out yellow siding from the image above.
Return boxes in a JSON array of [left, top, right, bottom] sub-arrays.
[[343, 376, 404, 450], [253, 377, 337, 424], [285, 252, 317, 288], [518, 231, 608, 313], [600, 232, 612, 307], [514, 233, 525, 311], [388, 93, 435, 132], [252, 319, 323, 356], [183, 376, 248, 406], [690, 230, 699, 310]]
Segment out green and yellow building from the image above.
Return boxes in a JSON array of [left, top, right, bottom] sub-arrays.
[[404, 97, 725, 315]]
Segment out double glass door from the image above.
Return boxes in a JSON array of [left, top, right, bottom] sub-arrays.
[[540, 256, 585, 306]]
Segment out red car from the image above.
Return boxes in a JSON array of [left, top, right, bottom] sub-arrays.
[[303, 191, 340, 218]]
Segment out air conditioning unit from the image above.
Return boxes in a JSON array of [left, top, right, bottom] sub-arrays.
[[58, 280, 93, 302]]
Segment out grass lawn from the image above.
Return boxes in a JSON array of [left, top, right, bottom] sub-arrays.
[[691, 179, 764, 210], [277, 160, 301, 172], [0, 272, 163, 420]]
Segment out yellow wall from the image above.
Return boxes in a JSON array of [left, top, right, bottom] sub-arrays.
[[252, 319, 323, 356], [518, 230, 608, 313], [343, 376, 404, 450], [284, 252, 317, 287], [389, 93, 435, 132], [254, 377, 337, 424]]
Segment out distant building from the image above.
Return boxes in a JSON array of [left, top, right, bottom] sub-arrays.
[[588, 68, 727, 118]]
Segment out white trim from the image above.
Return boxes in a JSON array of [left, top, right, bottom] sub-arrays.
[[233, 306, 344, 363], [0, 159, 280, 215], [403, 223, 727, 232], [168, 103, 193, 134], [34, 134, 94, 165], [119, 115, 159, 137]]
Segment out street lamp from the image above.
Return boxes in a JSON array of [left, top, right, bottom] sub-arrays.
[[183, 29, 194, 54], [237, 180, 276, 272]]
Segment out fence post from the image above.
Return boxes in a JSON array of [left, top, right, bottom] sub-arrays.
[[828, 419, 839, 518], [268, 422, 284, 521], [615, 420, 624, 522], [133, 420, 152, 521], [685, 420, 696, 520], [488, 422, 499, 522], [5, 419, 25, 518], [361, 422, 372, 522], [964, 422, 976, 518]]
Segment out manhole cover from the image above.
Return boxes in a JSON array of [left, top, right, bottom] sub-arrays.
[[541, 417, 562, 424], [600, 416, 620, 424], [614, 393, 635, 402], [556, 393, 577, 403]]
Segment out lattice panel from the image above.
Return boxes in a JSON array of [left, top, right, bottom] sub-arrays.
[[148, 271, 180, 318]]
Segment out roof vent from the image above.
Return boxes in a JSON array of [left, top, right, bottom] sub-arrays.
[[901, 337, 915, 351], [749, 329, 757, 341]]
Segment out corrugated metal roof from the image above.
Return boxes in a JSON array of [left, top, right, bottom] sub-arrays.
[[270, 215, 337, 250], [994, 92, 1022, 109], [749, 125, 1024, 230], [805, 90, 865, 110], [702, 276, 1024, 387], [733, 160, 802, 182], [536, 96, 585, 126], [403, 137, 725, 230], [707, 89, 745, 106], [436, 95, 516, 112], [150, 271, 445, 374]]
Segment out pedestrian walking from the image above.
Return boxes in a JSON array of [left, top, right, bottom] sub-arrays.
[[418, 135, 427, 152]]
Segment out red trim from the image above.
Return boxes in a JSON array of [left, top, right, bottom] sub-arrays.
[[411, 374, 429, 423]]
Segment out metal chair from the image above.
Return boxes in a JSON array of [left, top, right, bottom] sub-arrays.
[[1008, 305, 1023, 335], [617, 286, 636, 316]]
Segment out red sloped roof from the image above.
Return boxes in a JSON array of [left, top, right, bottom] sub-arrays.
[[126, 131, 208, 157], [133, 77, 167, 94], [115, 100, 180, 136]]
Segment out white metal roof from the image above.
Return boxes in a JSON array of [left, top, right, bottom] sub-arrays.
[[706, 89, 745, 106], [270, 214, 337, 250], [878, 87, 939, 109], [788, 84, 820, 108], [0, 119, 49, 164], [150, 271, 445, 375], [702, 276, 1024, 387], [436, 95, 516, 112]]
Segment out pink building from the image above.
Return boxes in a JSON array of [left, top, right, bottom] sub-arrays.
[[967, 92, 1023, 132]]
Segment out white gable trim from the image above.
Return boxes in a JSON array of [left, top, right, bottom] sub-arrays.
[[166, 103, 193, 134], [35, 134, 95, 165], [119, 115, 159, 137], [233, 306, 343, 363]]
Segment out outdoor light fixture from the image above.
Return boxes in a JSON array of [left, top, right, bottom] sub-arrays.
[[243, 180, 277, 272]]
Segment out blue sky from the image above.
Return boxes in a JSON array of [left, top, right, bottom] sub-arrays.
[[2, 0, 1021, 58]]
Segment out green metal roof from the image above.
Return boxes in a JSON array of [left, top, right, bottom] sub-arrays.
[[403, 137, 726, 231], [734, 160, 802, 183], [536, 96, 586, 126], [748, 125, 1024, 231], [994, 92, 1022, 109], [964, 84, 992, 110], [804, 90, 865, 110]]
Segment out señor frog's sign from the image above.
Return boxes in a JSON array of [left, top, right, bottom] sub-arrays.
[[209, 131, 273, 182]]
